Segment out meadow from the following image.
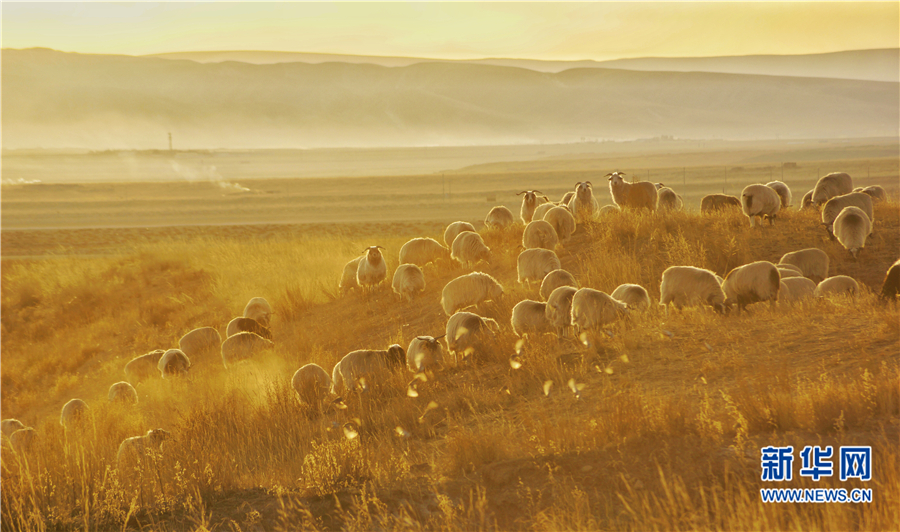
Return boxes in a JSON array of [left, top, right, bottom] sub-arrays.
[[1, 159, 898, 531]]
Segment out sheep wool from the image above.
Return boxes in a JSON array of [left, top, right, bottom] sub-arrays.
[[722, 261, 781, 313], [511, 300, 554, 337], [357, 246, 387, 289], [812, 172, 853, 206], [659, 266, 726, 313], [799, 189, 815, 210], [179, 327, 222, 359], [158, 349, 191, 379], [517, 248, 561, 285], [571, 288, 628, 335], [484, 206, 515, 229], [518, 190, 550, 223], [779, 248, 829, 284], [226, 317, 272, 339], [332, 345, 406, 394], [60, 399, 90, 430], [445, 311, 498, 360], [656, 186, 684, 211], [1, 419, 26, 438], [821, 192, 873, 238], [339, 256, 364, 294], [451, 231, 491, 267], [777, 268, 803, 279], [833, 206, 872, 259], [854, 185, 886, 203], [221, 332, 275, 368], [522, 219, 559, 250], [532, 202, 556, 222], [545, 286, 578, 338], [124, 349, 165, 384], [407, 336, 451, 374], [291, 364, 333, 406], [815, 276, 859, 299], [607, 172, 658, 211], [441, 272, 503, 316], [741, 184, 781, 227], [543, 206, 576, 242], [700, 194, 741, 213], [392, 263, 426, 301], [567, 181, 600, 221], [765, 181, 793, 209], [880, 259, 900, 300], [108, 381, 139, 404], [399, 237, 450, 267], [243, 297, 272, 327], [780, 277, 816, 303], [539, 269, 578, 300], [9, 428, 36, 454], [611, 284, 651, 311]]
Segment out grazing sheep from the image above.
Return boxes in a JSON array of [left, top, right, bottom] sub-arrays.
[[517, 248, 561, 285], [833, 206, 872, 259], [700, 194, 741, 213], [339, 256, 364, 294], [451, 231, 491, 267], [533, 202, 556, 222], [108, 381, 138, 404], [571, 288, 628, 336], [158, 349, 191, 379], [741, 184, 781, 227], [406, 336, 451, 374], [399, 237, 449, 267], [484, 206, 515, 229], [523, 220, 559, 250], [821, 192, 874, 239], [124, 349, 165, 384], [443, 221, 477, 248], [880, 259, 900, 301], [2, 419, 26, 438], [441, 272, 503, 316], [611, 284, 651, 311], [117, 429, 171, 472], [799, 189, 815, 210], [226, 317, 272, 339], [597, 204, 621, 216], [545, 286, 578, 338], [331, 344, 406, 394], [291, 364, 333, 406], [765, 181, 793, 209], [779, 248, 830, 283], [60, 399, 90, 430], [179, 327, 222, 359], [778, 263, 804, 275], [659, 266, 726, 313], [607, 172, 658, 212], [392, 263, 426, 301], [655, 185, 684, 211], [221, 332, 274, 368], [780, 277, 816, 303], [722, 261, 781, 313], [812, 172, 853, 206], [357, 246, 387, 291], [446, 312, 498, 361], [814, 276, 859, 298], [567, 181, 601, 221], [9, 428, 36, 454], [559, 191, 576, 206], [243, 297, 272, 327], [539, 269, 578, 300], [854, 185, 886, 203], [543, 206, 576, 242], [777, 267, 803, 279], [511, 300, 554, 337], [518, 190, 550, 223]]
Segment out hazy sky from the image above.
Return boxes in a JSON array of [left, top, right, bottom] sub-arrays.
[[3, 2, 898, 60]]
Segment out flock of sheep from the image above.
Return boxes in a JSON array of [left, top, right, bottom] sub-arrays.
[[3, 171, 898, 484]]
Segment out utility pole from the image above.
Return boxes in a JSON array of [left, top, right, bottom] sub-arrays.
[[168, 132, 173, 152]]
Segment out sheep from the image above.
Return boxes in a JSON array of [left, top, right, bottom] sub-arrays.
[[611, 284, 651, 311], [607, 172, 657, 212], [812, 172, 853, 206], [567, 181, 601, 221], [108, 381, 138, 404], [339, 256, 364, 294], [741, 184, 781, 227], [406, 335, 451, 374], [532, 202, 556, 222], [2, 419, 26, 438], [399, 237, 449, 267], [545, 286, 578, 338], [392, 263, 426, 301], [443, 221, 477, 247], [157, 349, 191, 379], [124, 349, 165, 384], [779, 248, 830, 283], [780, 277, 816, 303], [117, 429, 171, 472], [854, 185, 886, 203], [722, 261, 781, 313], [179, 327, 222, 359], [484, 206, 515, 229], [331, 344, 406, 394], [291, 364, 333, 406], [9, 428, 36, 454], [539, 269, 578, 300], [570, 288, 628, 336], [597, 204, 621, 216], [451, 231, 491, 267], [821, 192, 874, 239], [880, 259, 900, 301], [357, 246, 387, 291], [243, 297, 272, 327], [517, 248, 561, 285], [446, 312, 498, 361], [441, 272, 503, 316], [559, 191, 575, 206], [221, 332, 274, 368], [700, 194, 741, 213], [655, 185, 684, 211], [226, 317, 272, 339], [777, 267, 803, 279], [799, 189, 815, 210], [814, 276, 859, 298], [511, 300, 555, 337], [659, 266, 726, 313], [765, 181, 793, 209], [543, 206, 576, 242], [833, 206, 872, 259], [518, 190, 550, 223], [778, 263, 804, 275], [522, 220, 559, 250], [60, 399, 90, 430]]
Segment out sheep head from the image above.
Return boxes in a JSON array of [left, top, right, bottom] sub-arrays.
[[147, 428, 172, 447], [607, 172, 626, 186], [574, 181, 593, 200], [364, 245, 384, 264], [517, 190, 542, 207]]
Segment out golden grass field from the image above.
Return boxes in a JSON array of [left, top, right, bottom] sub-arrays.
[[1, 148, 898, 531]]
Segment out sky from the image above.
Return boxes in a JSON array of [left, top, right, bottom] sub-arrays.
[[2, 2, 898, 61]]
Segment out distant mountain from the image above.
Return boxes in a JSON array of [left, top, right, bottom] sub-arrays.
[[146, 48, 900, 82], [2, 48, 897, 150]]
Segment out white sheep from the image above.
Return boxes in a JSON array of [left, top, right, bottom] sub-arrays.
[[655, 185, 684, 211], [441, 272, 503, 316], [60, 399, 90, 430], [179, 327, 222, 359], [451, 231, 491, 267], [339, 256, 364, 294], [484, 206, 515, 229], [659, 266, 726, 313], [9, 428, 36, 455], [1, 419, 26, 438], [518, 190, 550, 223], [357, 246, 387, 291], [406, 335, 452, 374], [880, 259, 900, 300], [700, 194, 741, 213], [291, 364, 333, 406], [124, 349, 165, 384], [597, 204, 621, 216], [778, 263, 804, 275], [559, 191, 576, 206], [221, 332, 274, 368], [777, 267, 803, 279], [108, 381, 139, 404], [567, 181, 601, 221], [543, 206, 576, 242], [607, 172, 658, 212], [399, 237, 450, 267], [833, 206, 872, 259], [722, 261, 781, 313], [814, 276, 859, 298], [443, 221, 477, 247], [532, 202, 556, 222], [545, 286, 578, 338], [765, 181, 793, 209], [780, 277, 816, 303], [392, 263, 426, 301], [570, 288, 628, 335], [741, 184, 781, 227], [117, 429, 172, 472], [522, 219, 559, 250], [854, 185, 886, 203], [226, 317, 272, 339], [799, 189, 815, 210], [445, 311, 499, 361], [610, 284, 651, 311], [812, 172, 853, 206], [511, 300, 554, 337], [821, 192, 874, 239], [243, 297, 272, 327], [158, 349, 191, 379], [331, 344, 406, 394], [539, 269, 578, 300], [517, 248, 561, 286], [779, 248, 829, 283]]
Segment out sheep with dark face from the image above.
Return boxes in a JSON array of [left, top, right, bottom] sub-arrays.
[[226, 317, 272, 339], [607, 172, 658, 212], [484, 206, 516, 229], [357, 246, 387, 291], [812, 172, 853, 206], [400, 237, 450, 267], [567, 181, 600, 221], [518, 190, 550, 223], [331, 344, 406, 394], [243, 297, 272, 327]]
